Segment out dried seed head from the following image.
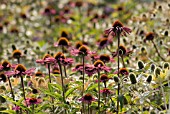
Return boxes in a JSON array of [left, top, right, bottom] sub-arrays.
[[146, 75, 152, 83], [150, 64, 156, 72], [138, 61, 144, 69], [129, 73, 137, 84], [154, 67, 161, 77]]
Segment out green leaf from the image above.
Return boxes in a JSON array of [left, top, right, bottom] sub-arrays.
[[86, 83, 98, 91], [118, 95, 124, 111], [65, 86, 79, 98], [0, 110, 16, 114], [51, 83, 62, 92], [41, 88, 63, 100], [48, 83, 53, 92]]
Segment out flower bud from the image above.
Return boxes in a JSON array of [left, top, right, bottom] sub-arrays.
[[146, 75, 152, 83], [138, 61, 144, 69], [129, 73, 137, 84]]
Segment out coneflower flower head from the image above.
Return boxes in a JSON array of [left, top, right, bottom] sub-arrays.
[[0, 60, 11, 71], [105, 20, 132, 37], [12, 50, 22, 59], [25, 98, 42, 106], [79, 93, 95, 104], [54, 37, 69, 47]]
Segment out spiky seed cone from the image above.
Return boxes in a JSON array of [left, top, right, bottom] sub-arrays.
[[129, 73, 137, 84], [138, 61, 144, 69]]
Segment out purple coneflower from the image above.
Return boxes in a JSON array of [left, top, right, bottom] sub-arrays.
[[105, 20, 131, 37], [25, 98, 42, 106], [79, 93, 96, 104]]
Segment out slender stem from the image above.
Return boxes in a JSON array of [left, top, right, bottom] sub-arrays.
[[106, 46, 112, 53], [121, 56, 126, 68], [82, 55, 85, 113], [47, 64, 55, 113], [20, 75, 29, 114], [151, 40, 166, 61], [48, 64, 52, 83], [104, 93, 107, 114], [20, 76, 27, 107], [88, 103, 90, 114], [17, 58, 20, 64], [62, 46, 68, 78], [32, 104, 34, 114], [58, 62, 66, 102], [8, 77, 15, 101], [97, 70, 101, 114], [160, 82, 167, 111], [117, 33, 120, 114]]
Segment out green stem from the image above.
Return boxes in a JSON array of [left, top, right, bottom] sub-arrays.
[[121, 56, 126, 68], [88, 103, 90, 114], [47, 64, 55, 113], [62, 46, 68, 78], [58, 62, 66, 114], [82, 55, 85, 113], [151, 40, 166, 61], [97, 70, 101, 114], [20, 76, 28, 114], [8, 77, 15, 101], [32, 104, 34, 114], [160, 82, 167, 111], [117, 33, 120, 114]]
